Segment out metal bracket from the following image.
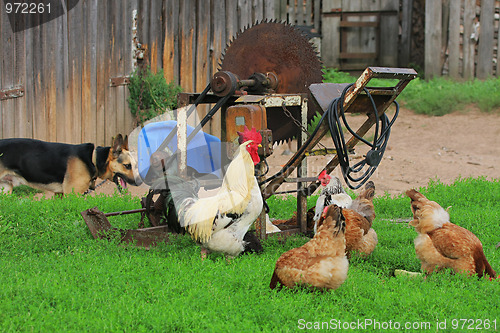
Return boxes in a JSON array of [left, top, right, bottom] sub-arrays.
[[110, 76, 130, 87], [0, 86, 24, 100]]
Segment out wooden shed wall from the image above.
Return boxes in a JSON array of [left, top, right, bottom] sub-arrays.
[[0, 0, 136, 145], [0, 0, 276, 144]]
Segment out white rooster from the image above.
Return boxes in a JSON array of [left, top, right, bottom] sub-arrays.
[[166, 126, 263, 257], [313, 172, 353, 234]]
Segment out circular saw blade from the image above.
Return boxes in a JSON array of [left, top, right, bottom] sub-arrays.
[[220, 21, 323, 144]]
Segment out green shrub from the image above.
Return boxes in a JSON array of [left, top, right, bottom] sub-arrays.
[[127, 67, 182, 125]]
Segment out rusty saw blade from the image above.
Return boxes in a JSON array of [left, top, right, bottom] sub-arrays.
[[220, 21, 324, 144]]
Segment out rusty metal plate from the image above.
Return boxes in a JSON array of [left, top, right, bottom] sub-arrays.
[[0, 86, 24, 100], [110, 76, 130, 87], [220, 21, 324, 143]]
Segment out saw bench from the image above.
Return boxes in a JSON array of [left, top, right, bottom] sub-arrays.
[[81, 21, 416, 246], [175, 66, 416, 239]]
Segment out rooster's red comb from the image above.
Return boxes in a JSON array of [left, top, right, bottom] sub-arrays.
[[319, 170, 331, 180], [237, 126, 262, 144]]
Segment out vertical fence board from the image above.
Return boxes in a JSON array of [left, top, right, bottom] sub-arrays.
[[13, 13, 27, 138], [477, 0, 495, 78], [275, 0, 286, 20], [55, 10, 68, 142], [69, 2, 82, 143], [399, 0, 412, 67], [124, 0, 135, 135], [149, 0, 163, 73], [24, 15, 34, 139], [253, 0, 264, 22], [264, 0, 275, 19], [61, 2, 73, 143], [104, 2, 117, 145], [380, 0, 398, 67], [447, 0, 461, 78], [86, 0, 98, 143], [463, 0, 476, 79], [179, 0, 195, 93], [43, 21, 57, 141], [194, 0, 210, 131], [296, 0, 304, 25], [164, 0, 180, 83], [239, 0, 252, 28], [322, 0, 342, 68], [139, 0, 150, 68], [96, 0, 107, 145], [425, 0, 442, 79], [32, 19, 45, 140], [77, 1, 90, 142], [305, 0, 312, 25], [212, 0, 226, 75], [226, 0, 238, 41], [211, 0, 226, 138], [1, 9, 14, 138], [116, 1, 126, 137]]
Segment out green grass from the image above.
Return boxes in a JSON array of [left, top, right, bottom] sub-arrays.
[[1, 178, 499, 332], [323, 68, 500, 116]]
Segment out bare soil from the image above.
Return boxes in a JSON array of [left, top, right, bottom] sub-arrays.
[[91, 107, 500, 198]]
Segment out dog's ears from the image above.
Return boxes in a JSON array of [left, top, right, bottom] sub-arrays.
[[122, 135, 129, 150], [111, 134, 124, 155], [111, 134, 129, 156]]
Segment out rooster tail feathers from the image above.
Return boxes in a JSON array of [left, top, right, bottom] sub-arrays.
[[473, 248, 497, 278], [484, 260, 497, 279], [269, 270, 282, 290], [161, 174, 201, 231]]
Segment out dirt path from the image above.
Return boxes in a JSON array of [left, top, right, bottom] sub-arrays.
[[92, 107, 499, 198]]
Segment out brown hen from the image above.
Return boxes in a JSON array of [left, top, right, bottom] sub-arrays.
[[269, 205, 348, 291], [406, 189, 496, 278], [316, 181, 378, 258]]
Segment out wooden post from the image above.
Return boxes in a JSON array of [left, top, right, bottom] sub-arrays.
[[297, 97, 308, 233], [477, 0, 495, 79], [425, 0, 442, 79], [321, 0, 342, 68], [448, 0, 461, 78], [463, 0, 476, 79], [399, 0, 413, 67]]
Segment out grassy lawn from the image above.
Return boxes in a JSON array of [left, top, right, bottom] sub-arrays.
[[0, 177, 498, 332]]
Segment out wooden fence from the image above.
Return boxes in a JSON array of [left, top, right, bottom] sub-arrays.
[[0, 0, 276, 144], [425, 0, 500, 79], [3, 0, 500, 144], [0, 0, 137, 145]]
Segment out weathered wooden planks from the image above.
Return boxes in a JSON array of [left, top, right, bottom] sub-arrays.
[[424, 0, 442, 79], [2, 0, 500, 145], [476, 0, 495, 79], [426, 0, 500, 79]]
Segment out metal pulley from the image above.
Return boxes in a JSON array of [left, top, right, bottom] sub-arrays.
[[210, 71, 278, 97]]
